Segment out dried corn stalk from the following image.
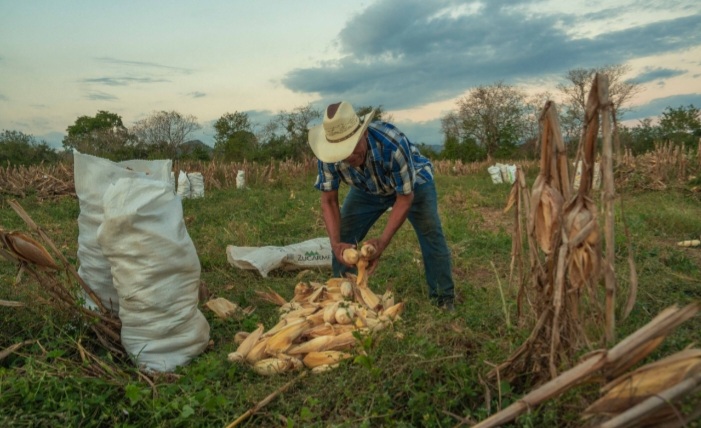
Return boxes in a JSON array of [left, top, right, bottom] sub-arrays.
[[474, 303, 700, 428], [494, 75, 625, 386], [0, 200, 123, 356]]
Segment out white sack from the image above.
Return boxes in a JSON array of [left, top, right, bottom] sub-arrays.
[[176, 170, 191, 199], [74, 152, 172, 313], [188, 172, 205, 198], [487, 165, 503, 184], [97, 177, 210, 372], [226, 237, 332, 277], [236, 170, 246, 189]]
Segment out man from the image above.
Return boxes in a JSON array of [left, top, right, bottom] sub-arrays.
[[308, 101, 455, 309]]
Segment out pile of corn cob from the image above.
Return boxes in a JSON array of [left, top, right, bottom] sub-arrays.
[[228, 244, 405, 375]]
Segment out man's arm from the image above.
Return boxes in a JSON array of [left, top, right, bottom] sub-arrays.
[[320, 190, 356, 266]]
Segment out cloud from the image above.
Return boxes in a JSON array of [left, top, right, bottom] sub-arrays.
[[80, 77, 170, 86], [85, 91, 118, 101], [282, 0, 701, 111], [95, 57, 195, 74], [187, 91, 206, 98], [0, 93, 8, 101], [629, 68, 687, 84], [626, 93, 701, 120]]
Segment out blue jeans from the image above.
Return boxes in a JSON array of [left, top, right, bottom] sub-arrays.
[[332, 181, 455, 304]]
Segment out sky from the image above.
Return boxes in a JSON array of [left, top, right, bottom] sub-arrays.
[[1, 0, 700, 150]]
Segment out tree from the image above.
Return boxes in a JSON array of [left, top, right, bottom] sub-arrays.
[[0, 130, 59, 165], [213, 112, 258, 161], [658, 104, 701, 148], [258, 104, 321, 160], [62, 110, 136, 160], [447, 81, 528, 157], [131, 111, 201, 159], [619, 118, 662, 155], [557, 64, 642, 133]]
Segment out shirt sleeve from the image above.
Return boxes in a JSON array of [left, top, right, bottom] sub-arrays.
[[388, 132, 416, 195], [314, 160, 340, 192]]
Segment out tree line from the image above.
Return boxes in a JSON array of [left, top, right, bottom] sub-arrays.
[[2, 64, 699, 166]]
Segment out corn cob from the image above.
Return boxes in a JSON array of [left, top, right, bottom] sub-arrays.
[[245, 337, 270, 364], [252, 356, 303, 376], [334, 303, 355, 325], [340, 281, 353, 298], [228, 323, 265, 363], [677, 239, 701, 247], [323, 301, 340, 323], [310, 363, 340, 374], [303, 351, 352, 369], [342, 248, 360, 264]]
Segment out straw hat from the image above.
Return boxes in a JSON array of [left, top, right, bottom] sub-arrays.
[[308, 101, 376, 163]]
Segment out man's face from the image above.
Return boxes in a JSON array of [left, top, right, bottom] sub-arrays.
[[345, 131, 368, 167]]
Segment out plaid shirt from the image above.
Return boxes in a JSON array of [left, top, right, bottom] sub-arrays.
[[314, 121, 434, 196]]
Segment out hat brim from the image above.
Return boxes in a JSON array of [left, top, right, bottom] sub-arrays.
[[308, 109, 376, 163]]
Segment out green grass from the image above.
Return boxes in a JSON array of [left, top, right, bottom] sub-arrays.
[[1, 168, 700, 427]]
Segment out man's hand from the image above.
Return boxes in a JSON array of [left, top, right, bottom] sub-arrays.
[[332, 242, 357, 268], [361, 238, 387, 276]]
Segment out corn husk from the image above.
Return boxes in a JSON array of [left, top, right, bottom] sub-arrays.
[[287, 331, 357, 355], [306, 285, 326, 303], [263, 316, 307, 338], [563, 195, 600, 291], [584, 349, 701, 416], [245, 338, 270, 364], [205, 297, 242, 319], [381, 302, 405, 320], [228, 324, 265, 363], [324, 277, 348, 288], [302, 351, 352, 369], [253, 357, 303, 376], [304, 323, 358, 339], [233, 331, 249, 345], [381, 290, 395, 309], [305, 309, 326, 326], [310, 363, 340, 374], [278, 301, 303, 313], [292, 282, 314, 301], [323, 301, 340, 323], [529, 176, 563, 255], [265, 319, 313, 356], [358, 285, 381, 310], [280, 306, 318, 320], [255, 288, 288, 306], [1, 231, 58, 269]]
